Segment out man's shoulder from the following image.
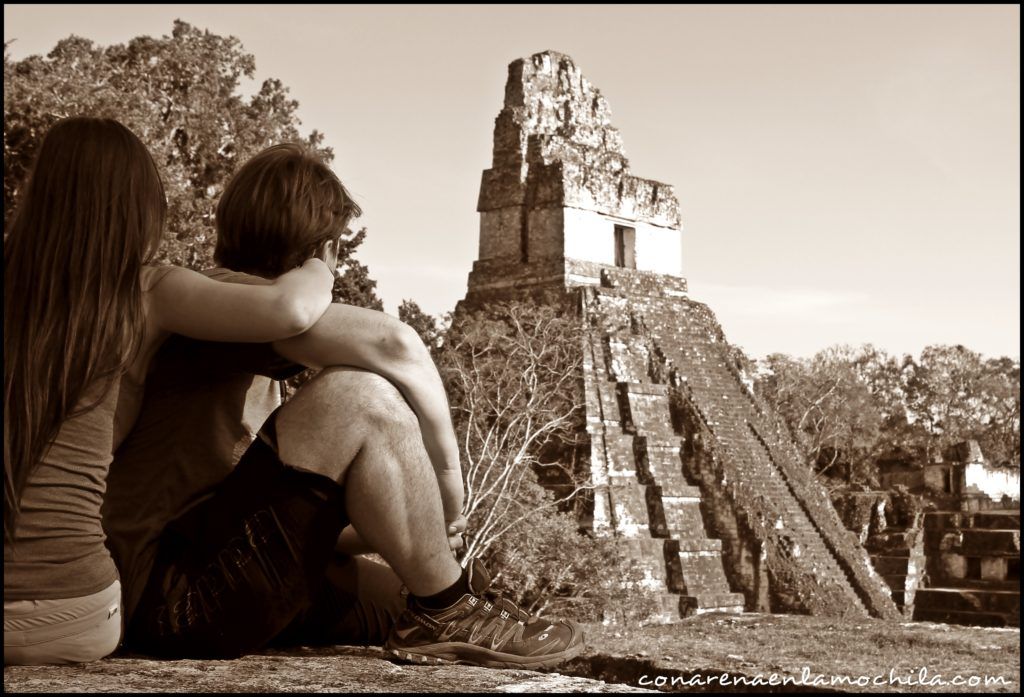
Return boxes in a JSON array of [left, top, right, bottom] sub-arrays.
[[155, 268, 305, 381], [203, 267, 273, 286]]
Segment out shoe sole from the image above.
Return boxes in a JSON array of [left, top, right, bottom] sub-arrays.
[[384, 638, 586, 671]]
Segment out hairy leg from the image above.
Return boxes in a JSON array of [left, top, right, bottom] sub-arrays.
[[274, 367, 461, 596]]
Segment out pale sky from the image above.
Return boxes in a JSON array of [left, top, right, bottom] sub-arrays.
[[4, 4, 1020, 359]]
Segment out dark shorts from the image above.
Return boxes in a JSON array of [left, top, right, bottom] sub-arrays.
[[126, 419, 404, 659]]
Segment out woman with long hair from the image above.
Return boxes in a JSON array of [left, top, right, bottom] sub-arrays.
[[3, 117, 336, 665]]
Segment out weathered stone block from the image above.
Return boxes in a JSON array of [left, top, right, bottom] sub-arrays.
[[980, 557, 1009, 582], [662, 498, 708, 540], [915, 588, 1020, 615], [871, 555, 912, 576], [607, 343, 649, 383], [914, 608, 1014, 627], [924, 512, 963, 530], [633, 437, 684, 486], [935, 552, 968, 580], [608, 478, 650, 537], [867, 529, 921, 551], [479, 207, 524, 260], [970, 512, 1022, 530], [604, 433, 637, 479], [961, 529, 1020, 555]]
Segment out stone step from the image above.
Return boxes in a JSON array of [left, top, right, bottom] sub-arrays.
[[888, 590, 910, 609], [678, 592, 747, 616], [924, 511, 1021, 531], [871, 555, 915, 575], [865, 530, 922, 553], [882, 574, 912, 589], [656, 483, 703, 499], [669, 557, 733, 596], [921, 577, 1020, 593], [620, 381, 671, 397], [914, 608, 1018, 628], [926, 553, 1018, 585], [914, 588, 1020, 615], [667, 537, 723, 553], [924, 528, 1021, 555], [646, 593, 689, 624], [607, 481, 652, 537], [647, 489, 708, 539]]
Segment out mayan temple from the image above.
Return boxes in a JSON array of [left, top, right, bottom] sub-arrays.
[[455, 51, 901, 621]]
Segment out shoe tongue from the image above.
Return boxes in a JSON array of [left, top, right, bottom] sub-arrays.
[[467, 557, 492, 594]]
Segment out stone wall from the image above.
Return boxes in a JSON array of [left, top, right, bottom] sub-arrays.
[[833, 490, 927, 616], [915, 510, 1020, 627], [477, 51, 681, 277], [833, 489, 1020, 627]]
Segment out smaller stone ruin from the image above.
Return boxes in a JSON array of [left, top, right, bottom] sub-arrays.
[[837, 440, 1020, 627]]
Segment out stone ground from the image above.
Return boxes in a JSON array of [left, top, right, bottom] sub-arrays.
[[5, 613, 1019, 693]]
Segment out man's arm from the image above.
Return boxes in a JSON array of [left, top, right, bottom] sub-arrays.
[[271, 303, 465, 523]]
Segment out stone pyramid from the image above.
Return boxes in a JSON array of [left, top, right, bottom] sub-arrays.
[[456, 51, 901, 621]]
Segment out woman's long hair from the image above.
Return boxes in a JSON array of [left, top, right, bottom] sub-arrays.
[[4, 117, 166, 540]]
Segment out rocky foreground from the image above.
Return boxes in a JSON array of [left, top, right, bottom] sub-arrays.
[[5, 613, 1019, 693]]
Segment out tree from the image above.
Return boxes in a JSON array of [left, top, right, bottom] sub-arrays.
[[975, 356, 1021, 466], [331, 227, 383, 310], [7, 22, 385, 405], [481, 488, 658, 622], [757, 346, 883, 487], [437, 302, 589, 561], [850, 345, 925, 461], [758, 344, 1021, 486], [435, 300, 656, 620], [4, 21, 351, 273], [397, 299, 440, 350], [902, 347, 1019, 466], [904, 345, 985, 461]]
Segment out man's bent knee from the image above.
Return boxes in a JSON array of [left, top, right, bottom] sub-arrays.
[[291, 367, 415, 429], [274, 368, 419, 479]]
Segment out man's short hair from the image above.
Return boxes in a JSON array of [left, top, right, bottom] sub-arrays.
[[214, 144, 362, 277]]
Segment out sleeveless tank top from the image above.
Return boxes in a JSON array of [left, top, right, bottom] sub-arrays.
[[4, 265, 171, 601], [4, 374, 123, 600]]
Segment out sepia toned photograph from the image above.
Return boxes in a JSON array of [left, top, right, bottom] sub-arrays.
[[3, 3, 1019, 693]]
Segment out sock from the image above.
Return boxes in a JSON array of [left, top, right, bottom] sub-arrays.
[[414, 568, 471, 610]]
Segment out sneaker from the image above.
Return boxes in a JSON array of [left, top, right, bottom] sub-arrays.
[[384, 559, 585, 670]]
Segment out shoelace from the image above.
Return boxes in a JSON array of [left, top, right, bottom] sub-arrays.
[[461, 596, 528, 649], [486, 593, 531, 623]]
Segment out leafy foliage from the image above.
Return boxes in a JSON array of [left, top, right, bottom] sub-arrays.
[[756, 344, 1021, 488], [4, 22, 386, 396], [331, 227, 383, 310], [398, 299, 441, 350], [4, 21, 359, 276], [436, 301, 656, 620], [758, 346, 883, 485], [482, 481, 660, 623]]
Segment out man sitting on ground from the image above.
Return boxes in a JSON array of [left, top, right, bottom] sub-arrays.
[[102, 144, 584, 669]]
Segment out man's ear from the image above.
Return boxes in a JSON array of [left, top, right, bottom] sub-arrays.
[[314, 236, 340, 271]]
